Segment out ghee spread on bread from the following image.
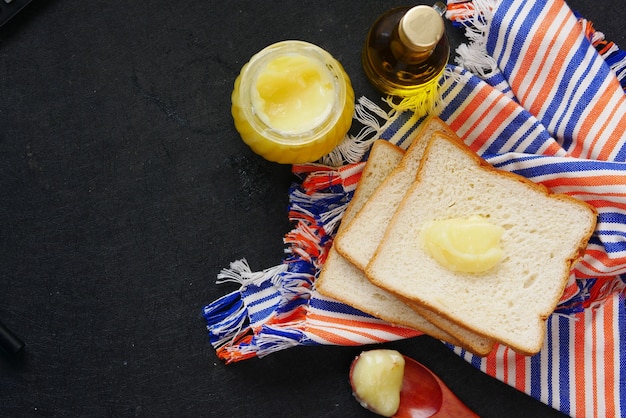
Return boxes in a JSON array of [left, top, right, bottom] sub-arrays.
[[420, 215, 504, 273]]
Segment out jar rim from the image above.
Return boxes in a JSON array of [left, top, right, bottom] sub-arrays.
[[234, 40, 348, 146]]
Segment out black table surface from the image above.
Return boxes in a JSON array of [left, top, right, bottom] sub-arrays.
[[1, 1, 624, 417]]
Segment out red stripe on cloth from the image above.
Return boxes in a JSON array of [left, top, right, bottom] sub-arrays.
[[560, 281, 581, 302], [307, 311, 421, 339], [523, 7, 580, 116], [338, 163, 365, 190], [574, 309, 586, 417], [571, 84, 626, 159], [473, 98, 522, 153], [448, 83, 496, 134], [541, 139, 566, 156], [581, 249, 626, 272], [585, 198, 626, 211], [514, 351, 527, 394], [510, 1, 564, 97], [591, 308, 599, 416], [603, 298, 616, 414], [306, 327, 372, 346], [485, 347, 498, 378], [306, 321, 420, 346], [539, 174, 626, 190]]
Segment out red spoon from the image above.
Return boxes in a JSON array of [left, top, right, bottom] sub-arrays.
[[395, 355, 478, 417], [350, 350, 478, 417]]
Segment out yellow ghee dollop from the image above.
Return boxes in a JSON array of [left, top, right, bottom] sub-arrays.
[[252, 54, 334, 134], [420, 215, 504, 273], [351, 349, 405, 417]]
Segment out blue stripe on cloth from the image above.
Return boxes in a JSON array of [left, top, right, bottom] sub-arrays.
[[309, 294, 377, 318], [545, 324, 553, 407], [596, 230, 626, 239], [557, 316, 571, 415], [469, 352, 483, 369], [494, 1, 547, 79], [378, 111, 407, 142], [242, 282, 281, 327], [530, 349, 542, 400], [439, 68, 482, 122], [615, 142, 626, 162], [597, 237, 626, 258], [484, 71, 514, 98], [554, 42, 599, 148], [505, 158, 626, 178], [487, 153, 546, 169], [384, 111, 427, 148], [255, 325, 310, 349], [202, 291, 248, 347], [561, 53, 612, 151], [278, 295, 310, 316], [545, 41, 590, 137], [203, 291, 243, 324], [599, 212, 626, 228], [482, 115, 551, 155]]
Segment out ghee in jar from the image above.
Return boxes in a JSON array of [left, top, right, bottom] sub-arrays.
[[231, 41, 355, 164], [420, 215, 504, 273]]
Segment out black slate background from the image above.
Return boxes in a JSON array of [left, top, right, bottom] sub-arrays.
[[0, 1, 623, 417]]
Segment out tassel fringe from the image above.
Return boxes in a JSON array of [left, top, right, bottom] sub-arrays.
[[449, 0, 626, 89], [447, 0, 499, 77], [320, 96, 398, 166], [203, 106, 381, 361], [382, 73, 444, 117], [215, 259, 288, 287]]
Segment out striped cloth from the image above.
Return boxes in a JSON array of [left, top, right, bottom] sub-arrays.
[[203, 0, 626, 416]]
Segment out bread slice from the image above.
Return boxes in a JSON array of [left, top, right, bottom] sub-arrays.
[[366, 133, 597, 355], [316, 140, 461, 344], [334, 117, 495, 355], [335, 116, 454, 271], [403, 300, 494, 355]]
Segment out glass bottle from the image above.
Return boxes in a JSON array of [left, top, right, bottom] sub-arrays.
[[362, 3, 449, 115]]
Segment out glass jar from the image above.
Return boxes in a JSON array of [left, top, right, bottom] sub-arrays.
[[231, 40, 355, 164]]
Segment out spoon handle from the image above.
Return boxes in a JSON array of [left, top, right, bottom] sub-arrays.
[[429, 369, 479, 418]]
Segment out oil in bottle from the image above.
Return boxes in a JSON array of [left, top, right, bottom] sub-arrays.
[[362, 3, 449, 115]]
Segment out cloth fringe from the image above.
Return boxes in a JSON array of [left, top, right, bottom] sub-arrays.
[[382, 73, 443, 116], [204, 99, 394, 362], [447, 0, 499, 77], [320, 97, 397, 166], [202, 261, 288, 352]]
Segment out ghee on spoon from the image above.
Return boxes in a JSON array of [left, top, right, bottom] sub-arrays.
[[350, 349, 479, 417]]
